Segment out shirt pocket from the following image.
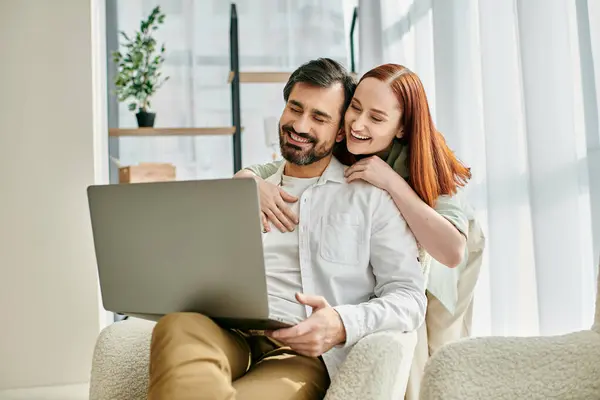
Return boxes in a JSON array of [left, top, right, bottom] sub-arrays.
[[319, 213, 362, 265]]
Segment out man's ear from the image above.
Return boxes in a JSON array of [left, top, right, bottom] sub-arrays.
[[336, 127, 345, 143]]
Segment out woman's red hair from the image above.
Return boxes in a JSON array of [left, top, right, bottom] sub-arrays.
[[355, 64, 471, 207]]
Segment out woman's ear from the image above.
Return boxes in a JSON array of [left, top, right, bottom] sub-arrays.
[[396, 126, 404, 139], [336, 128, 345, 143]]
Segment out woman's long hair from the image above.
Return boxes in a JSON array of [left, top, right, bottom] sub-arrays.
[[338, 64, 471, 207]]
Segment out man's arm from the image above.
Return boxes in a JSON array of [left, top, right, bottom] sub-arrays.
[[333, 190, 427, 347]]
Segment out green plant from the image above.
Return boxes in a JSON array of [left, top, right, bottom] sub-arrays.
[[112, 6, 169, 113]]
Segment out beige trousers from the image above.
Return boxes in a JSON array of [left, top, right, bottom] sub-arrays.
[[148, 313, 330, 400], [405, 245, 484, 400]]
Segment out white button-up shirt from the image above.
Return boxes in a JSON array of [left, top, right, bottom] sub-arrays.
[[264, 157, 427, 378]]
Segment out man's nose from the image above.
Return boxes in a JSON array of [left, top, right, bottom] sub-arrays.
[[293, 115, 311, 134]]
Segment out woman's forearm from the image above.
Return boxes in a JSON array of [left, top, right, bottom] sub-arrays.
[[387, 177, 466, 268]]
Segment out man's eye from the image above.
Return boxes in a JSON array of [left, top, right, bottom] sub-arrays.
[[290, 107, 301, 113], [314, 117, 325, 123]]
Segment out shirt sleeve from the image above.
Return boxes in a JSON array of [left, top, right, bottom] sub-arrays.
[[435, 194, 469, 238], [333, 190, 427, 347], [244, 160, 284, 179]]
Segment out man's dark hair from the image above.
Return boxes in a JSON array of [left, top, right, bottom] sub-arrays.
[[283, 58, 356, 124]]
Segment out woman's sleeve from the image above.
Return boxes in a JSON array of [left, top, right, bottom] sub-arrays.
[[244, 160, 284, 179], [434, 194, 469, 238]]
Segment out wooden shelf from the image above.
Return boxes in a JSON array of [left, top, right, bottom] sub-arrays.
[[227, 71, 291, 84], [227, 71, 358, 84], [109, 127, 239, 137]]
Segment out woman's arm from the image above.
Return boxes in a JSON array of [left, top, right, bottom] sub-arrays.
[[386, 176, 466, 268], [233, 168, 258, 179], [345, 156, 467, 268], [233, 161, 282, 180]]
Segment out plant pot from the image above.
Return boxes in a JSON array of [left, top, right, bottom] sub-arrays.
[[136, 111, 156, 127]]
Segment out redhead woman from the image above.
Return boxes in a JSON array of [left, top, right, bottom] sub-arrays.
[[235, 64, 485, 399]]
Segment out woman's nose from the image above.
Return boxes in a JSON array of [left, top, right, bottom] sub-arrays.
[[351, 116, 365, 131]]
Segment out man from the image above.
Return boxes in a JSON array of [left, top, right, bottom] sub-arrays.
[[147, 58, 426, 400]]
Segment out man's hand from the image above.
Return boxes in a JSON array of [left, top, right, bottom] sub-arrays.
[[267, 293, 346, 357]]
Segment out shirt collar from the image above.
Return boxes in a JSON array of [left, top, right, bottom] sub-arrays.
[[269, 156, 346, 186]]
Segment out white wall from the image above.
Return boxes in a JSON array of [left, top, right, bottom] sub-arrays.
[[0, 0, 106, 391]]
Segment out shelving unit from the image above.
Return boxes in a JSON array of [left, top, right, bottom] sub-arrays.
[[227, 4, 360, 172], [109, 127, 237, 137], [350, 6, 358, 76], [110, 4, 359, 175], [227, 71, 291, 84], [228, 3, 298, 171], [108, 125, 243, 173]]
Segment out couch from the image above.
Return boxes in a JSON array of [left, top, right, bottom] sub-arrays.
[[88, 319, 417, 400], [420, 260, 600, 400]]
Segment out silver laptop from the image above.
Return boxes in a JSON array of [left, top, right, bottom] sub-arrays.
[[87, 178, 291, 330]]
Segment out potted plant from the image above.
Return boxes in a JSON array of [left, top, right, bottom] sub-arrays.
[[112, 6, 169, 128]]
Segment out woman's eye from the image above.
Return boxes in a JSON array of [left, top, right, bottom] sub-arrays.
[[371, 116, 383, 122], [351, 104, 360, 111]]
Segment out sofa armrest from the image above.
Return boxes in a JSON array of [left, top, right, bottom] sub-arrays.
[[89, 318, 155, 400], [325, 330, 417, 400], [421, 330, 600, 400], [89, 320, 417, 400]]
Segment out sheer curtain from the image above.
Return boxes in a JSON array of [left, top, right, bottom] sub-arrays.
[[115, 0, 353, 179], [359, 0, 600, 337]]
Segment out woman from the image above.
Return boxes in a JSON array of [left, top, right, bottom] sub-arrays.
[[236, 64, 485, 399]]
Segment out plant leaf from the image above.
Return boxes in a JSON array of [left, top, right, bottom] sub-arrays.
[[112, 5, 167, 107]]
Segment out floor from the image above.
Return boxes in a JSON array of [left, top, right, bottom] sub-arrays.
[[0, 384, 88, 400]]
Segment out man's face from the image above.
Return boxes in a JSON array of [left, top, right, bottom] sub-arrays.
[[279, 82, 345, 165]]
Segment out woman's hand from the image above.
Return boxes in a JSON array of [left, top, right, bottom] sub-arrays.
[[257, 178, 299, 232], [344, 156, 399, 191]]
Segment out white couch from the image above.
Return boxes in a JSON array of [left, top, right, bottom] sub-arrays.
[[420, 263, 600, 400], [88, 319, 417, 400]]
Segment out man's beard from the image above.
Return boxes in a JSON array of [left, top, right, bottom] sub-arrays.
[[279, 123, 334, 166]]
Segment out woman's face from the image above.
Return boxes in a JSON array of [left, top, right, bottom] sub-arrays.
[[344, 77, 403, 155]]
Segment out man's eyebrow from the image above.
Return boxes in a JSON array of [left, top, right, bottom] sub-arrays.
[[312, 109, 332, 120], [289, 99, 332, 120]]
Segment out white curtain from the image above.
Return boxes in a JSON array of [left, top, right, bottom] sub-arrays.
[[359, 0, 600, 337], [115, 0, 355, 179]]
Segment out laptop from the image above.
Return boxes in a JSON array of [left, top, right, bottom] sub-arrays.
[[87, 178, 292, 330]]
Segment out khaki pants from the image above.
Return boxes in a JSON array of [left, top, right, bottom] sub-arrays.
[[148, 313, 330, 400], [405, 245, 484, 400]]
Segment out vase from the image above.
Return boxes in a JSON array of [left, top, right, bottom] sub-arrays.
[[136, 111, 156, 127]]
